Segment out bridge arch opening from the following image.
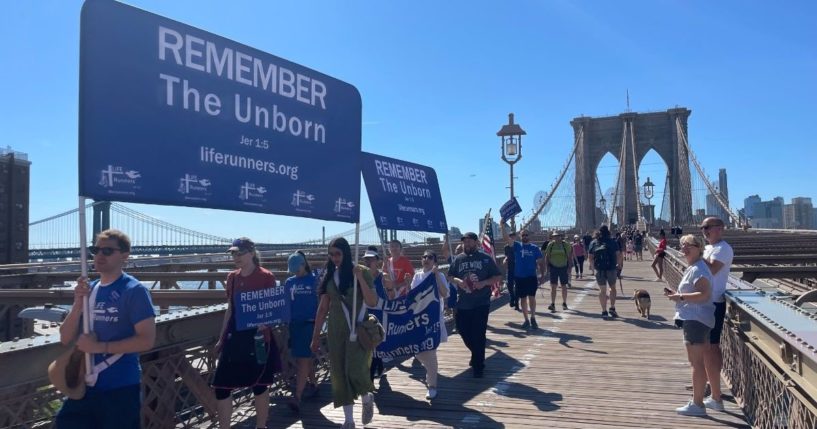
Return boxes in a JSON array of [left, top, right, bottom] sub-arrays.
[[595, 151, 622, 225], [638, 149, 669, 228]]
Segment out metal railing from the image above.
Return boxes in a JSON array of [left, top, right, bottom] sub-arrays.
[[649, 237, 817, 428]]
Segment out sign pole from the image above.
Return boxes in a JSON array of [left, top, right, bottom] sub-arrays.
[[351, 222, 360, 342], [78, 197, 93, 380]]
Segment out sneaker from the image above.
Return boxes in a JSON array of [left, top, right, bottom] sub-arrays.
[[287, 397, 300, 414], [601, 310, 609, 318], [521, 319, 530, 330], [361, 393, 374, 424], [547, 303, 556, 312], [676, 400, 707, 416], [703, 396, 724, 411], [608, 307, 619, 318], [530, 317, 538, 330], [562, 302, 568, 310], [473, 367, 484, 378], [426, 388, 438, 400], [341, 421, 356, 429]]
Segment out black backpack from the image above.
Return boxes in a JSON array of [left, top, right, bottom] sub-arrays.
[[593, 240, 614, 270]]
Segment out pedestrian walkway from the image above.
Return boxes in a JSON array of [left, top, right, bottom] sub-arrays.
[[257, 259, 749, 428]]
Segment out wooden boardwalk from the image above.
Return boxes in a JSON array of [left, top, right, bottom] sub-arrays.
[[255, 259, 750, 428]]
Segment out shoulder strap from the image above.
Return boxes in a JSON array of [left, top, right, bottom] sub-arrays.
[[84, 281, 124, 387]]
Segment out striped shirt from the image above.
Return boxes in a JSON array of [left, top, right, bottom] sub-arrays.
[[674, 259, 716, 328]]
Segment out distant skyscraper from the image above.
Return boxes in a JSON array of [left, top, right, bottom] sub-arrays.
[[744, 195, 761, 220], [718, 169, 729, 204], [788, 197, 814, 230]]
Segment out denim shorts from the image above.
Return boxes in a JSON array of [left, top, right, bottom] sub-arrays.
[[678, 319, 711, 345]]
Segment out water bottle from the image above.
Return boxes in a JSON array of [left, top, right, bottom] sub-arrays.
[[254, 330, 267, 365]]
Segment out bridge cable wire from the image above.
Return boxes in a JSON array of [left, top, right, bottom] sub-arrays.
[[521, 126, 582, 232]]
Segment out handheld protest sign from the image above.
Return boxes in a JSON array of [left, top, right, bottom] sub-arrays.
[[78, 0, 361, 222], [360, 152, 447, 233]]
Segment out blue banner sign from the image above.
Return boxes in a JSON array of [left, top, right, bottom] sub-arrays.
[[360, 152, 447, 233], [78, 1, 361, 222], [234, 284, 291, 331], [370, 273, 442, 359], [500, 197, 522, 221]]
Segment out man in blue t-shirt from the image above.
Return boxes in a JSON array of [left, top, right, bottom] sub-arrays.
[[501, 221, 545, 331], [56, 229, 156, 429]]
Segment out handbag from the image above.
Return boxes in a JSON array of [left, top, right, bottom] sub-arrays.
[[356, 314, 385, 351]]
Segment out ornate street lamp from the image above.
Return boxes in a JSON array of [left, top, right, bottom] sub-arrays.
[[643, 177, 655, 231], [599, 196, 607, 226], [497, 113, 526, 231]]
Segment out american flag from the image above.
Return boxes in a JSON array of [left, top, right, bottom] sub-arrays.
[[480, 213, 501, 296]]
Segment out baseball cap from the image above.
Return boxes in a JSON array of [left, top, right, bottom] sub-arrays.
[[287, 252, 306, 273], [461, 232, 479, 241], [227, 237, 255, 253]]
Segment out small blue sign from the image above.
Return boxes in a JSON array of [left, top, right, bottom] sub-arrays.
[[370, 273, 442, 359], [360, 152, 447, 233], [234, 284, 291, 331], [500, 197, 522, 221], [78, 1, 361, 222]]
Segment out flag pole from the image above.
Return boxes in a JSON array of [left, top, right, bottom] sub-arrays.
[[78, 197, 93, 380]]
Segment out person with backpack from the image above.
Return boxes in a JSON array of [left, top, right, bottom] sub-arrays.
[[544, 231, 573, 311], [588, 226, 623, 318]]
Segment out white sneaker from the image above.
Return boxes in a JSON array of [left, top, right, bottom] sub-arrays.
[[361, 393, 374, 425], [703, 396, 724, 411], [676, 400, 707, 416], [426, 388, 438, 400]]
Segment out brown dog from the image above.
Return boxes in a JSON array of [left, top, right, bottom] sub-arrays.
[[633, 289, 651, 319]]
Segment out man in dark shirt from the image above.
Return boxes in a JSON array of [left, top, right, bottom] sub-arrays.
[[503, 232, 517, 310], [447, 232, 502, 378]]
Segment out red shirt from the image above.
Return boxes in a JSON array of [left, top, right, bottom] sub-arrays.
[[390, 256, 414, 288]]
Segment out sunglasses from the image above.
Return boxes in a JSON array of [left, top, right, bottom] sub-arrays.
[[229, 250, 250, 256], [700, 225, 721, 230], [89, 246, 122, 256], [422, 255, 435, 260], [681, 243, 699, 248]]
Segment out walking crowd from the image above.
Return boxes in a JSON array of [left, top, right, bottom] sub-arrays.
[[51, 215, 734, 427]]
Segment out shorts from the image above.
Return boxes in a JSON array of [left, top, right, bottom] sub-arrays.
[[56, 384, 141, 429], [710, 302, 726, 344], [678, 319, 711, 345], [595, 269, 617, 287], [514, 276, 538, 298], [289, 320, 315, 358], [549, 265, 569, 285]]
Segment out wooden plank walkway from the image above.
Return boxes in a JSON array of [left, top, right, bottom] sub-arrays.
[[252, 260, 750, 428]]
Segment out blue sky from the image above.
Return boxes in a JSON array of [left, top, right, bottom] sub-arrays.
[[4, 1, 816, 243]]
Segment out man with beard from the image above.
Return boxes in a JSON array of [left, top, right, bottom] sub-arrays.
[[447, 232, 502, 378]]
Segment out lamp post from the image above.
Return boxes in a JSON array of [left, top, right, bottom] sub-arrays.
[[642, 177, 655, 232], [497, 113, 526, 231], [599, 196, 607, 226]]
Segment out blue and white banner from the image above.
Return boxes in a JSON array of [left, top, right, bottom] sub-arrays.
[[234, 284, 291, 331], [78, 1, 361, 222], [360, 152, 447, 233], [500, 197, 522, 221], [370, 273, 442, 359]]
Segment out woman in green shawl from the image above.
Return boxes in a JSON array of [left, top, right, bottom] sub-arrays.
[[311, 237, 378, 429]]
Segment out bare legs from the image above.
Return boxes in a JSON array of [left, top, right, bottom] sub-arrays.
[[704, 344, 723, 401], [686, 344, 708, 406]]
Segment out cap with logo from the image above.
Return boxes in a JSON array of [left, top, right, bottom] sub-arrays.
[[227, 237, 255, 253]]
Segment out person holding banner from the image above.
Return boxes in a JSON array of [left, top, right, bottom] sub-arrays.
[[387, 239, 414, 297], [362, 246, 393, 380], [211, 238, 282, 429], [447, 232, 502, 378], [410, 250, 449, 399], [55, 229, 155, 429], [284, 251, 319, 414], [311, 238, 379, 429]]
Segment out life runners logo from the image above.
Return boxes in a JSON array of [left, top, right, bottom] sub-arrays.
[[333, 197, 355, 218], [178, 174, 212, 201], [239, 182, 267, 207], [99, 165, 141, 188], [291, 190, 315, 211]]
